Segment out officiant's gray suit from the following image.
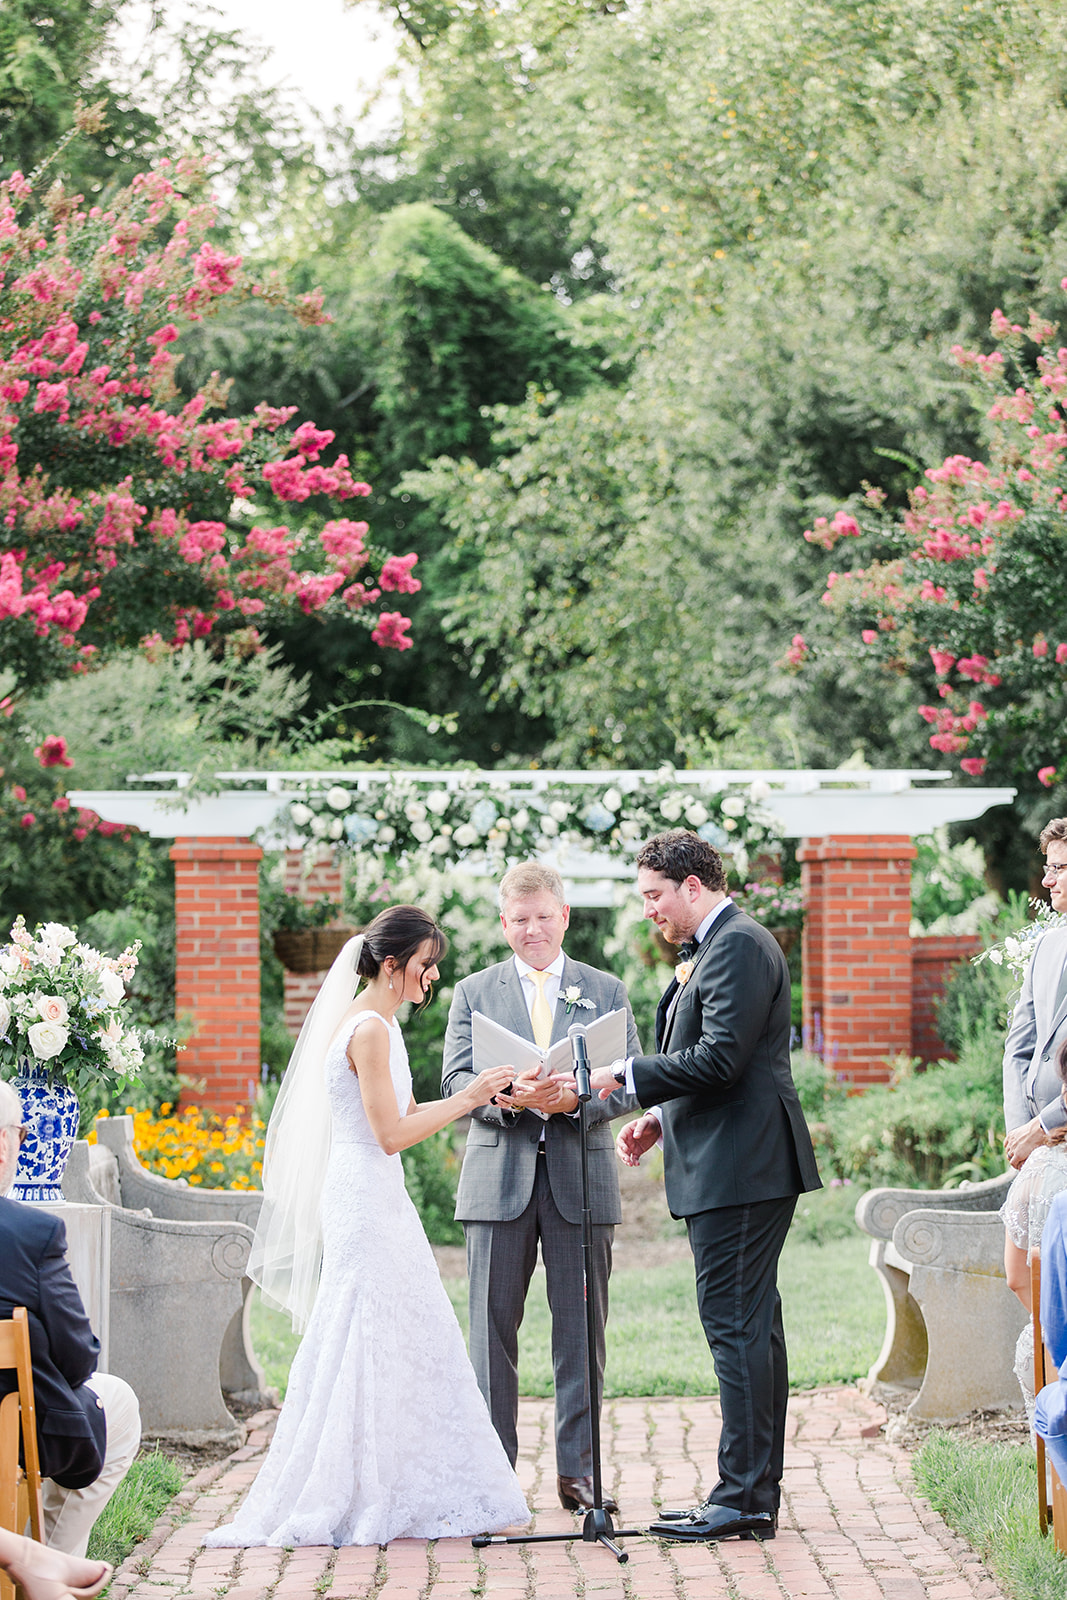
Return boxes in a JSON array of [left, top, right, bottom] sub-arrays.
[[1004, 926, 1067, 1133], [442, 956, 640, 1475]]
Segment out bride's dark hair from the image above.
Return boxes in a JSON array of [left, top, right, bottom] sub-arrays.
[[356, 904, 447, 1012]]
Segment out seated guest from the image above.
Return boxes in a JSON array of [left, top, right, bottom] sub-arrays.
[[1036, 1188, 1067, 1481], [0, 1079, 141, 1558]]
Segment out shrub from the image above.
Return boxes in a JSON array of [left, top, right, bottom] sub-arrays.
[[400, 1130, 463, 1245], [93, 1103, 264, 1189]]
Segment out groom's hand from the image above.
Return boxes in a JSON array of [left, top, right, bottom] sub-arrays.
[[617, 1113, 661, 1167]]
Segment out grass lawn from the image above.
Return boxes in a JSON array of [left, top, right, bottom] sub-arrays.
[[249, 1207, 883, 1400], [86, 1449, 185, 1567], [912, 1431, 1067, 1600]]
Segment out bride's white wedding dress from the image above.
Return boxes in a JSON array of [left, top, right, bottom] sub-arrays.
[[206, 1011, 530, 1546]]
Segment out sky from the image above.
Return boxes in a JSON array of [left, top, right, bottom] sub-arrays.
[[114, 0, 404, 139]]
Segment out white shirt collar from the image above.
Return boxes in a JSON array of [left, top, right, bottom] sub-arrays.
[[513, 950, 566, 981], [694, 897, 732, 946]]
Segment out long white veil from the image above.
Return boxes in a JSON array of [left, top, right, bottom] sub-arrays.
[[249, 933, 364, 1333]]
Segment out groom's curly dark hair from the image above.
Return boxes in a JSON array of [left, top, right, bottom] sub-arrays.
[[636, 830, 727, 892], [357, 904, 447, 1012]]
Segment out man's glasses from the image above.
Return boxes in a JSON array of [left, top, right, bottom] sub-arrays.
[[1043, 861, 1067, 880], [2, 1123, 26, 1146]]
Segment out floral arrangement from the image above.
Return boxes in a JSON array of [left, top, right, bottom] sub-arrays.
[[0, 917, 145, 1093], [282, 769, 784, 880], [91, 1104, 263, 1190], [733, 880, 804, 930], [975, 899, 1067, 982]]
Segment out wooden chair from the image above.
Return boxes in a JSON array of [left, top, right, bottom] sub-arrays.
[[1030, 1254, 1067, 1549], [0, 1307, 45, 1600]]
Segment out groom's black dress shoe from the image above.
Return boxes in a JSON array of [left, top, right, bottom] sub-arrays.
[[557, 1475, 619, 1515], [649, 1503, 776, 1542]]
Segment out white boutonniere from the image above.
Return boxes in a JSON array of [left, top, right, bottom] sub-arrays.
[[674, 960, 694, 986], [560, 984, 595, 1015]]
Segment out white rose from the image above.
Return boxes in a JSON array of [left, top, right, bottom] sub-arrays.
[[496, 817, 511, 832], [290, 802, 313, 826], [549, 801, 570, 822], [310, 815, 328, 837], [378, 825, 396, 844], [453, 824, 478, 848], [602, 787, 623, 812], [99, 969, 125, 1006], [619, 819, 642, 841], [512, 808, 530, 831], [721, 795, 746, 817], [426, 790, 451, 815], [326, 786, 351, 811], [722, 817, 738, 832], [0, 995, 9, 1036], [685, 802, 709, 827], [540, 815, 559, 836], [0, 950, 19, 977], [749, 779, 772, 803], [430, 835, 451, 855], [404, 800, 428, 823], [27, 1019, 69, 1060], [328, 818, 344, 840], [411, 820, 434, 843], [660, 795, 684, 821], [41, 922, 77, 949], [35, 993, 70, 1025]]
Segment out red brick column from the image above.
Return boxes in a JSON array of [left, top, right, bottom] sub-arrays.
[[911, 933, 982, 1063], [170, 837, 263, 1112], [280, 849, 345, 1039], [797, 835, 917, 1086]]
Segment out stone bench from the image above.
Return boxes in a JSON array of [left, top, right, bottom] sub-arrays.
[[855, 1172, 1027, 1423], [61, 1114, 270, 1446]]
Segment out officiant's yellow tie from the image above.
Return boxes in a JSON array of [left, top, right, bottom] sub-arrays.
[[529, 970, 553, 1047]]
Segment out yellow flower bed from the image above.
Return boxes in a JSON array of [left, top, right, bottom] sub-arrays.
[[92, 1104, 264, 1189]]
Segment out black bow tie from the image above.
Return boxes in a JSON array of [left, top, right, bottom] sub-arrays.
[[677, 940, 698, 963]]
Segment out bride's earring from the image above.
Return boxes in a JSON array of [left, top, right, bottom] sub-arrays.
[[387, 965, 394, 991]]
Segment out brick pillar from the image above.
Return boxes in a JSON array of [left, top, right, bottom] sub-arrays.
[[170, 837, 263, 1112], [280, 849, 345, 1039], [797, 835, 917, 1086]]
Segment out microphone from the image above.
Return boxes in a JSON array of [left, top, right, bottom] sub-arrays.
[[568, 1022, 591, 1102]]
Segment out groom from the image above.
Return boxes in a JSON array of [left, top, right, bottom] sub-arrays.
[[442, 862, 639, 1512], [582, 830, 820, 1542]]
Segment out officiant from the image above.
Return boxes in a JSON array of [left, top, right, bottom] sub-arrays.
[[442, 863, 640, 1514]]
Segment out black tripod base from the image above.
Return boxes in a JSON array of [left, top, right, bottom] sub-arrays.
[[472, 1511, 644, 1562]]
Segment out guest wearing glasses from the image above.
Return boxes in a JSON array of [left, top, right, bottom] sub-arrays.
[[1004, 819, 1067, 1171], [0, 1078, 141, 1563]]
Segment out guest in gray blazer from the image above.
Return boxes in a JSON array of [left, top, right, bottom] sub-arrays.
[[441, 862, 639, 1514], [1005, 817, 1067, 1171]]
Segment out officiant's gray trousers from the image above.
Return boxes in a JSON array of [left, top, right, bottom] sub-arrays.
[[464, 1156, 613, 1476]]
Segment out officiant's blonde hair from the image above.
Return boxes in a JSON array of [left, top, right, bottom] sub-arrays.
[[499, 863, 566, 910]]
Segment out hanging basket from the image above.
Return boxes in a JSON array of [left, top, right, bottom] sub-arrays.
[[273, 927, 357, 973]]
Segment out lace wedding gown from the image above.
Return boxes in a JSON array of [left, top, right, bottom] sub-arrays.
[[206, 1011, 530, 1546]]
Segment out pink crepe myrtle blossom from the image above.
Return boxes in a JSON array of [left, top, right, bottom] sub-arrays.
[[1040, 767, 1059, 788], [34, 735, 73, 768], [0, 159, 417, 680], [960, 758, 987, 776], [371, 611, 414, 650]]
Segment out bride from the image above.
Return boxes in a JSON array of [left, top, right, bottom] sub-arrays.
[[206, 904, 530, 1547]]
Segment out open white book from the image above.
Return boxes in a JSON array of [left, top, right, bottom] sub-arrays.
[[471, 1008, 628, 1083]]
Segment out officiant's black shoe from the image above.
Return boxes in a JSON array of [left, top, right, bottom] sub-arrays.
[[557, 1474, 618, 1515], [649, 1503, 776, 1542]]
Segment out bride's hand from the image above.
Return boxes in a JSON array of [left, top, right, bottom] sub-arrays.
[[464, 1065, 518, 1111]]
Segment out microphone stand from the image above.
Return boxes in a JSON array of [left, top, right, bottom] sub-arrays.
[[472, 1027, 644, 1563]]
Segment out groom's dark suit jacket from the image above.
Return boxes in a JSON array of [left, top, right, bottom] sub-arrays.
[[0, 1195, 107, 1488], [631, 903, 820, 1217]]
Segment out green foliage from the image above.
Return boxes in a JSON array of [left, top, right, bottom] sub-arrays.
[[85, 1449, 184, 1568], [935, 892, 1033, 1055], [912, 1432, 1067, 1600], [911, 828, 999, 935], [816, 1054, 1004, 1189]]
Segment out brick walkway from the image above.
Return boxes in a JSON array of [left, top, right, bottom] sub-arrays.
[[111, 1389, 1005, 1600]]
